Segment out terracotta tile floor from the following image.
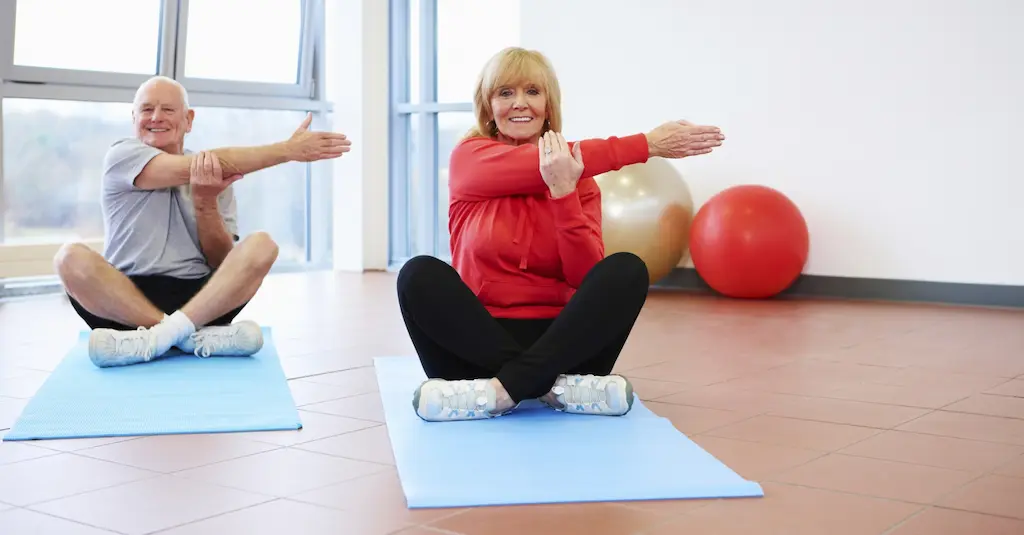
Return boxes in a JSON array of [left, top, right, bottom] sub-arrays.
[[1, 270, 1023, 534]]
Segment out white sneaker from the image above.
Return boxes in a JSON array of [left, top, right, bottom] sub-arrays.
[[177, 320, 263, 358], [543, 374, 635, 416], [412, 378, 510, 422], [88, 327, 161, 368]]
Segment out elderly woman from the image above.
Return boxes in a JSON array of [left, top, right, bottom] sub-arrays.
[[397, 47, 724, 422]]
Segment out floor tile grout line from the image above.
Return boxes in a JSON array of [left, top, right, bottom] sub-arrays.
[[2, 505, 128, 534], [630, 501, 716, 535], [285, 364, 375, 382], [651, 381, 991, 413], [753, 480, 941, 508], [693, 427, 1024, 476], [877, 506, 932, 535], [661, 387, 1024, 425], [295, 407, 385, 425], [410, 526, 465, 535], [142, 496, 282, 535], [761, 442, 983, 485], [294, 390, 383, 407], [930, 504, 1024, 522], [65, 438, 288, 475], [286, 446, 396, 469], [18, 469, 165, 511], [990, 454, 1024, 479]]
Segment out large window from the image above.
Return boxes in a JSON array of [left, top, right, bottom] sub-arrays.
[[186, 107, 312, 265], [0, 0, 330, 285], [12, 0, 164, 76], [389, 0, 521, 264]]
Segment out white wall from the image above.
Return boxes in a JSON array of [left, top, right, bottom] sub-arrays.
[[521, 0, 1024, 286], [324, 0, 390, 272]]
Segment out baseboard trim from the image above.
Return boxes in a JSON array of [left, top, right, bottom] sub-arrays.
[[651, 268, 1024, 309]]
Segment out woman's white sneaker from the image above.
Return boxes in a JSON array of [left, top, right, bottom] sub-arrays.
[[544, 374, 634, 416], [413, 378, 508, 421]]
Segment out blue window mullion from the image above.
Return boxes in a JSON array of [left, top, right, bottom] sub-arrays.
[[388, 0, 411, 262], [419, 0, 439, 258]]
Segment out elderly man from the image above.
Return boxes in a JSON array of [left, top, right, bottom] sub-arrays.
[[53, 76, 351, 368]]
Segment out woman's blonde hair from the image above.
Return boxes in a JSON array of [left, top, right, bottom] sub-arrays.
[[463, 47, 563, 140]]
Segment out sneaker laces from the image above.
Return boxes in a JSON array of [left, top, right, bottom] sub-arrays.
[[116, 326, 156, 359], [558, 375, 609, 411], [439, 380, 491, 418], [186, 330, 233, 358]]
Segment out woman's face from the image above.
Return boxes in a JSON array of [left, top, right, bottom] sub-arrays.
[[490, 81, 547, 145]]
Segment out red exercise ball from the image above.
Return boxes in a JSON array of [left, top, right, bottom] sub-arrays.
[[690, 185, 809, 299]]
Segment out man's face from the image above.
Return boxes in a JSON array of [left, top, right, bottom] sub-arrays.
[[132, 81, 194, 153]]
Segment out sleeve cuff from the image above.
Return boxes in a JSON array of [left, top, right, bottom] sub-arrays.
[[547, 188, 586, 226]]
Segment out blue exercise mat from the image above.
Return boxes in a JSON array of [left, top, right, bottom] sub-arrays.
[[373, 356, 764, 508], [3, 328, 302, 441]]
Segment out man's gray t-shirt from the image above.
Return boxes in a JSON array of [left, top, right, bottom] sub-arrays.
[[101, 137, 239, 280]]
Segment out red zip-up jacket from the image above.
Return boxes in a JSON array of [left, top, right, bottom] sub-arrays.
[[447, 132, 650, 319]]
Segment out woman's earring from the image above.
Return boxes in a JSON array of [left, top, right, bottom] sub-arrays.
[[489, 120, 498, 135]]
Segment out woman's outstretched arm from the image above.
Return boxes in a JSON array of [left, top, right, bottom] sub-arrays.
[[448, 134, 650, 201]]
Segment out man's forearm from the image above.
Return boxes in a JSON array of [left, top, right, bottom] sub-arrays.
[[135, 142, 296, 191], [211, 142, 294, 177], [193, 197, 234, 268]]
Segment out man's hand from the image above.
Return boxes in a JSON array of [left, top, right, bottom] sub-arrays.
[[285, 112, 353, 162], [190, 151, 242, 200]]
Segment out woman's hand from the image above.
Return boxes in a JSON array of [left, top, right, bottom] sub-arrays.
[[646, 120, 725, 159], [539, 131, 584, 198]]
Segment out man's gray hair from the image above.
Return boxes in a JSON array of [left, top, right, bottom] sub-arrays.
[[133, 75, 191, 109]]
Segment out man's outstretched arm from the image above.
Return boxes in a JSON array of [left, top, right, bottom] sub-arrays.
[[133, 113, 350, 190]]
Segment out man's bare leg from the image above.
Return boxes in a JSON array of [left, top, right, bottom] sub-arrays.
[[171, 232, 279, 358], [180, 231, 279, 328], [54, 243, 164, 328], [86, 232, 279, 366]]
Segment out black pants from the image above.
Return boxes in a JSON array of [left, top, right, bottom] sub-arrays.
[[396, 252, 650, 403], [69, 274, 246, 331]]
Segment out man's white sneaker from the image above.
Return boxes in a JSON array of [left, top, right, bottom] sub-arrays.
[[88, 327, 160, 368], [177, 320, 263, 358], [543, 374, 635, 416], [412, 378, 510, 422]]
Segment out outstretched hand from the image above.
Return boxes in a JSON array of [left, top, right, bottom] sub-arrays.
[[539, 131, 584, 199], [190, 151, 242, 198], [286, 112, 353, 162], [646, 120, 725, 159]]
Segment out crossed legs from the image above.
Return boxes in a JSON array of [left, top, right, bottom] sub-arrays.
[[55, 232, 279, 367], [396, 252, 650, 421]]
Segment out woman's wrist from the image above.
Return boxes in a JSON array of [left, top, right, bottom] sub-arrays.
[[548, 184, 575, 199]]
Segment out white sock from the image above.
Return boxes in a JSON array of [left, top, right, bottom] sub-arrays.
[[148, 310, 196, 355]]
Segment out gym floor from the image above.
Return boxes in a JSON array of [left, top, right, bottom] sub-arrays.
[[1, 270, 1022, 534]]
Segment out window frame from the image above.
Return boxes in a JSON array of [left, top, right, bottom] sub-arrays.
[[173, 0, 319, 98], [0, 0, 320, 99], [0, 0, 178, 89], [388, 0, 473, 267], [0, 0, 333, 288]]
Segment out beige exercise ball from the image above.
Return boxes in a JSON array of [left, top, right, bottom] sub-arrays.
[[595, 158, 695, 284]]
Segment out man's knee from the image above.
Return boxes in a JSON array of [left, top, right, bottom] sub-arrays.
[[240, 231, 279, 273], [53, 243, 101, 283]]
